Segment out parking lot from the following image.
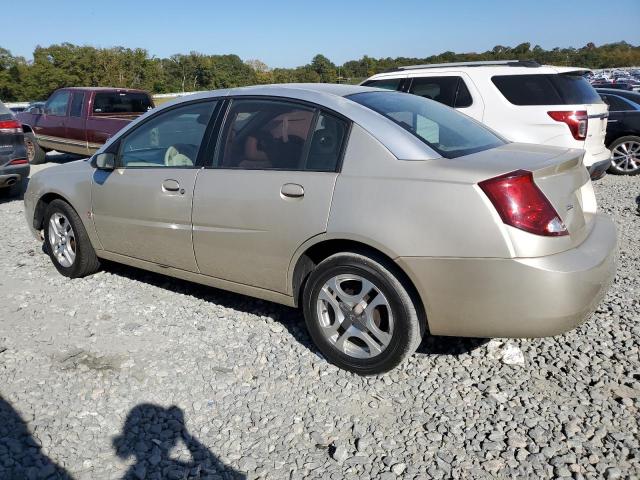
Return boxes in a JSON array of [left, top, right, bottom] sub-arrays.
[[1, 158, 639, 479]]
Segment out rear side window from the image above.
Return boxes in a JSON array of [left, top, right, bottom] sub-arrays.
[[409, 76, 473, 108], [70, 92, 84, 117], [306, 113, 348, 171], [362, 78, 402, 91], [349, 91, 504, 159], [93, 92, 153, 114], [492, 74, 603, 105]]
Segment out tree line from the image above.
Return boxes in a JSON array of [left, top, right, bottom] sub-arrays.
[[1, 41, 639, 102]]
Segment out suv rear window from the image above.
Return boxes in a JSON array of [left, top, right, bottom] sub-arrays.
[[492, 74, 603, 106], [92, 92, 153, 114], [348, 91, 504, 159]]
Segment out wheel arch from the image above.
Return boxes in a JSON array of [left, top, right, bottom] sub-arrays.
[[21, 124, 34, 134], [289, 236, 429, 332], [33, 192, 76, 231]]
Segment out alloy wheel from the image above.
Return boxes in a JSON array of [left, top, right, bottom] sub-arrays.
[[611, 140, 640, 173], [48, 212, 76, 268], [316, 274, 394, 359]]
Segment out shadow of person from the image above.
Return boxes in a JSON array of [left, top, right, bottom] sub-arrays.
[[113, 404, 245, 480], [0, 395, 72, 480]]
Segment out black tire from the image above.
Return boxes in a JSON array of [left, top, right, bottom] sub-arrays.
[[302, 252, 424, 375], [44, 199, 100, 278], [25, 134, 47, 165], [607, 135, 640, 176]]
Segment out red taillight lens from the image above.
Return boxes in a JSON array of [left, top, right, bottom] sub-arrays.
[[479, 170, 568, 237], [548, 110, 588, 140], [8, 158, 28, 165], [0, 119, 22, 134]]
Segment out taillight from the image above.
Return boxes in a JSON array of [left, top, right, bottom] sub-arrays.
[[8, 158, 28, 165], [479, 170, 568, 237], [0, 120, 22, 134], [547, 110, 588, 140]]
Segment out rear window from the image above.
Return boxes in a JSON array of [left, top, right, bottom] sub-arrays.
[[92, 92, 153, 114], [0, 101, 11, 115], [492, 74, 603, 106], [348, 91, 504, 159]]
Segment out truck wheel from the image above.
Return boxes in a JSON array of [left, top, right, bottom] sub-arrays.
[[25, 134, 46, 165]]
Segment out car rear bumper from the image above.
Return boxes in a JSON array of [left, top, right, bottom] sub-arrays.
[[588, 158, 611, 181], [583, 147, 611, 168], [396, 213, 617, 338], [0, 163, 30, 188]]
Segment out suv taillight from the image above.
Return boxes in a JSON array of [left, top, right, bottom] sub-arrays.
[[0, 120, 22, 134], [479, 170, 568, 237], [547, 110, 588, 140]]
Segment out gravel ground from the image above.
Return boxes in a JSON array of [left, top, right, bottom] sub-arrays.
[[1, 159, 639, 480]]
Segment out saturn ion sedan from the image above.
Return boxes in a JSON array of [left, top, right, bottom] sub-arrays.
[[24, 84, 617, 374]]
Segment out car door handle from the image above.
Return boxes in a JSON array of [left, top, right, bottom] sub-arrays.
[[162, 179, 181, 192], [281, 183, 304, 198]]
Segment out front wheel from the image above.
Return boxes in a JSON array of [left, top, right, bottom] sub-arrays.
[[302, 252, 424, 375], [608, 136, 640, 175], [44, 199, 100, 278]]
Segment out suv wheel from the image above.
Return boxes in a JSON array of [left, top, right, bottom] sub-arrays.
[[25, 134, 46, 165], [608, 136, 640, 175], [302, 252, 424, 375], [44, 199, 100, 278]]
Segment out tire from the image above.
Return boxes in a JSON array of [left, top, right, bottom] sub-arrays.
[[44, 199, 100, 278], [302, 252, 424, 375], [25, 134, 47, 165], [607, 136, 640, 175]]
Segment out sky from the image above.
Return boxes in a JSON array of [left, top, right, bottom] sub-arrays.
[[4, 0, 640, 68]]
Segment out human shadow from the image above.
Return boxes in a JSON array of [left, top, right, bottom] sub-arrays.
[[0, 395, 72, 480], [113, 403, 245, 479]]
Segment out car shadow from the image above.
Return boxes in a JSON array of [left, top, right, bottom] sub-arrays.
[[102, 261, 487, 362], [0, 177, 28, 205], [43, 151, 86, 164], [0, 395, 72, 479], [113, 403, 245, 479]]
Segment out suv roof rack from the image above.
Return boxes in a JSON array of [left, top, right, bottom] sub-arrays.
[[391, 60, 541, 71]]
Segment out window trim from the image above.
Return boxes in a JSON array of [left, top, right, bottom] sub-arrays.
[[45, 90, 71, 117], [208, 95, 352, 173], [113, 98, 222, 170]]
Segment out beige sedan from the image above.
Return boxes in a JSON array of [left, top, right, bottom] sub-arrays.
[[24, 84, 617, 374]]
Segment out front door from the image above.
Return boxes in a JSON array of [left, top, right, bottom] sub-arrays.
[[91, 100, 218, 271], [192, 98, 349, 293]]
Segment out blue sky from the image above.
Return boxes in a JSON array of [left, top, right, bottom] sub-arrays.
[[5, 0, 640, 68]]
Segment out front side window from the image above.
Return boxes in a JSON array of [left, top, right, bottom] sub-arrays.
[[348, 91, 504, 159], [361, 78, 403, 91], [46, 91, 71, 116], [217, 99, 316, 170], [93, 92, 153, 114], [118, 101, 216, 168], [70, 92, 85, 117]]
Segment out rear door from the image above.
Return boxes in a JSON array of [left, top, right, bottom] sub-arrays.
[[192, 98, 348, 293], [91, 100, 218, 270]]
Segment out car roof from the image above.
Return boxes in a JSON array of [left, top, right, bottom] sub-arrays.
[[367, 63, 589, 80], [101, 83, 441, 162], [61, 87, 150, 94]]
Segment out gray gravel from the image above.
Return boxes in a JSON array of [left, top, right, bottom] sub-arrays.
[[1, 161, 639, 479]]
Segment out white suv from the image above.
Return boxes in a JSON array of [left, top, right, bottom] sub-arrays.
[[362, 60, 610, 179]]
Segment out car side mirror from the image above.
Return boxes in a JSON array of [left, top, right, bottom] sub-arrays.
[[94, 152, 116, 170]]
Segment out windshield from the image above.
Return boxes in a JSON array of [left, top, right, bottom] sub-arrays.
[[348, 91, 504, 158]]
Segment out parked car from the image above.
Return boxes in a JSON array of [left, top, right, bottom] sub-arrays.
[[596, 88, 640, 175], [0, 100, 29, 197], [17, 87, 154, 164], [362, 60, 611, 180], [24, 84, 617, 374], [591, 82, 639, 92], [5, 102, 29, 113]]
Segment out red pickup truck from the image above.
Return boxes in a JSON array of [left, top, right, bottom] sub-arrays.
[[18, 87, 154, 164]]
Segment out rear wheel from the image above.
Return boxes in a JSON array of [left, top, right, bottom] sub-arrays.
[[25, 134, 46, 165], [44, 199, 100, 278], [302, 252, 424, 375], [608, 136, 640, 175]]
